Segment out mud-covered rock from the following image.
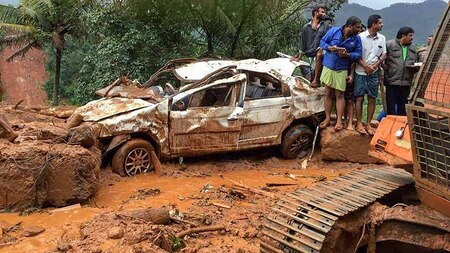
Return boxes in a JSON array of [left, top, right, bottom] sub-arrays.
[[107, 226, 124, 239], [17, 122, 68, 142], [0, 140, 100, 211], [320, 127, 380, 164], [68, 125, 96, 148], [22, 226, 45, 237], [124, 208, 171, 225]]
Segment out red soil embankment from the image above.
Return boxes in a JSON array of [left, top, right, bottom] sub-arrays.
[[0, 47, 48, 106]]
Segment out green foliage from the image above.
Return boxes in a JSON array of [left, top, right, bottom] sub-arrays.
[[169, 234, 186, 251], [71, 6, 192, 104], [0, 0, 96, 105], [2, 0, 347, 105]]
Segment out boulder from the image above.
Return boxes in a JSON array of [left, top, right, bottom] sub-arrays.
[[0, 140, 100, 211], [22, 226, 45, 237], [17, 122, 68, 142], [124, 208, 171, 225], [320, 127, 380, 164], [107, 226, 124, 239]]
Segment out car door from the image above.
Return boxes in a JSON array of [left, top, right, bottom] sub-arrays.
[[169, 75, 245, 157], [238, 74, 293, 148]]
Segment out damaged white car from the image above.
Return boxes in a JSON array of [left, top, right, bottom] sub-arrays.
[[68, 58, 325, 176]]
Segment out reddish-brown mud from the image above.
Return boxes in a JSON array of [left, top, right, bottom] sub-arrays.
[[0, 150, 379, 253], [0, 47, 47, 106]]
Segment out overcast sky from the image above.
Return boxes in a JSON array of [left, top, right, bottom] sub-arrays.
[[349, 0, 448, 9], [1, 0, 448, 10]]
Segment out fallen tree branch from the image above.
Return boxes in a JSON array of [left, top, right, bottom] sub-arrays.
[[176, 225, 225, 238], [13, 99, 24, 110], [220, 175, 276, 199], [171, 216, 198, 227]]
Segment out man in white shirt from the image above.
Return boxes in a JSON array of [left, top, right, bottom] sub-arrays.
[[354, 14, 386, 135]]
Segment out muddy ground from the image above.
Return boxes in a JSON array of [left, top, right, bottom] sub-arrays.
[[0, 105, 382, 253], [0, 151, 381, 253]]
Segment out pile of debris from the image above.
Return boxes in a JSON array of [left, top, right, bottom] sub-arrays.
[[0, 105, 101, 211]]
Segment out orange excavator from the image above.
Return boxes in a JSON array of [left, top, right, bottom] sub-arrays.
[[260, 3, 450, 253]]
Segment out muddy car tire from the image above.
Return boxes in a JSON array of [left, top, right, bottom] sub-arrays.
[[280, 124, 313, 159], [112, 139, 154, 177]]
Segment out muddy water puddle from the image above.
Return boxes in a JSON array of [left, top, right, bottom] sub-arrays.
[[0, 157, 360, 253]]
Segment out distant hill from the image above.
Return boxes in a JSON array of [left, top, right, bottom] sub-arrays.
[[0, 0, 18, 5], [332, 0, 447, 44]]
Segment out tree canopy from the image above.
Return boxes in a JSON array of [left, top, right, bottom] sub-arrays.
[[1, 0, 344, 105]]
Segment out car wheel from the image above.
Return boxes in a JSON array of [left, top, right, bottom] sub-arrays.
[[280, 124, 313, 159], [112, 138, 154, 177]]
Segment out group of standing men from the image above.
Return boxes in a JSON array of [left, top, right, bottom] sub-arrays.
[[297, 6, 419, 134]]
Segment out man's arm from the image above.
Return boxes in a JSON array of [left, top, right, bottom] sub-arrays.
[[348, 37, 362, 61], [320, 28, 333, 52], [358, 58, 375, 74], [381, 41, 390, 70], [347, 62, 356, 84]]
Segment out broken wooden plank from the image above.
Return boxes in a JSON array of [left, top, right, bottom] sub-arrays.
[[220, 175, 276, 199], [212, 202, 231, 209], [266, 182, 298, 187], [49, 203, 81, 214]]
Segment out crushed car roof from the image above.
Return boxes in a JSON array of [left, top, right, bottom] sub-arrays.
[[174, 58, 308, 82]]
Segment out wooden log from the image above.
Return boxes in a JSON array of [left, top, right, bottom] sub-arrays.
[[176, 225, 225, 238]]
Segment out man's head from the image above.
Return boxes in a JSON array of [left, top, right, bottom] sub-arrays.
[[312, 6, 326, 19], [428, 35, 433, 45], [368, 14, 383, 32], [396, 26, 414, 45], [345, 16, 362, 36]]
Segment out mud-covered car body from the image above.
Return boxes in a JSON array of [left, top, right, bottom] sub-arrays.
[[70, 58, 325, 163]]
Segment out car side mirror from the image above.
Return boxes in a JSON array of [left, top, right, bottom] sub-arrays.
[[227, 107, 243, 121]]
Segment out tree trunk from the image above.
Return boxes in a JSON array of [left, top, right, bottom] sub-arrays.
[[52, 48, 62, 106], [206, 30, 214, 57]]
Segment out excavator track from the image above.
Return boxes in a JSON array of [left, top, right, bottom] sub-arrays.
[[260, 167, 415, 253]]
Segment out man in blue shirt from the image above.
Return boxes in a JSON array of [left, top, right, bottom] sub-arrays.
[[319, 16, 363, 131]]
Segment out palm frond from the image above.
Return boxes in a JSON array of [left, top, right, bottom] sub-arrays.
[[6, 40, 39, 61], [1, 33, 34, 47], [0, 22, 34, 33], [19, 0, 52, 30], [215, 6, 236, 34], [0, 4, 22, 24]]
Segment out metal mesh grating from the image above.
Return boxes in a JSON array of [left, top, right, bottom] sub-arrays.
[[409, 106, 450, 190], [413, 5, 450, 107], [408, 4, 450, 197]]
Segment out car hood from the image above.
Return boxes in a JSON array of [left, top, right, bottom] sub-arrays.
[[73, 97, 157, 122]]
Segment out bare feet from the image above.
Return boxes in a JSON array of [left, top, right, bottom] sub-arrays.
[[310, 81, 320, 88], [355, 126, 367, 135], [346, 124, 354, 131], [319, 118, 331, 129], [335, 123, 343, 132], [366, 126, 375, 136]]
